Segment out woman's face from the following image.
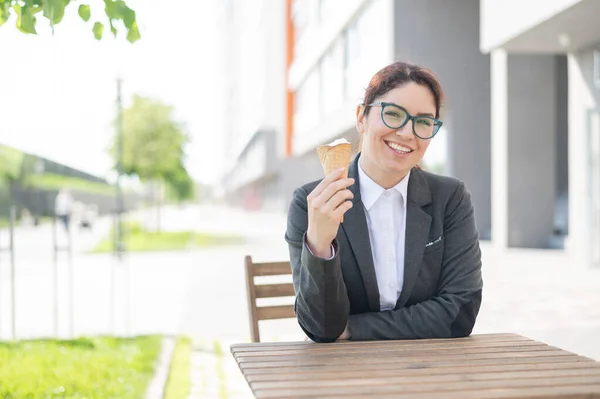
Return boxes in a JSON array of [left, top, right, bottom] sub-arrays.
[[356, 82, 436, 186]]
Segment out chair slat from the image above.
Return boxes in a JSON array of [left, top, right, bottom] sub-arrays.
[[253, 262, 292, 276], [255, 283, 296, 298], [256, 305, 295, 321]]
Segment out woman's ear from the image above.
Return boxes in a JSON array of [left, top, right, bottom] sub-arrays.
[[356, 105, 366, 134]]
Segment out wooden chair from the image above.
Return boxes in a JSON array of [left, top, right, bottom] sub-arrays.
[[245, 255, 296, 342]]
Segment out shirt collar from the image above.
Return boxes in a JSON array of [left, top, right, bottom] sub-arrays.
[[358, 162, 410, 211]]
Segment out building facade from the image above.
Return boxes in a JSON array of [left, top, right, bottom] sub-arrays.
[[220, 0, 600, 267], [282, 0, 492, 239], [481, 0, 600, 265], [216, 0, 287, 210]]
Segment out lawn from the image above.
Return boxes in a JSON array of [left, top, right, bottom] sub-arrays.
[[163, 337, 192, 399], [0, 335, 162, 399], [92, 221, 245, 253]]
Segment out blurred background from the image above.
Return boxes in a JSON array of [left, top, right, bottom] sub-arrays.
[[0, 0, 599, 398]]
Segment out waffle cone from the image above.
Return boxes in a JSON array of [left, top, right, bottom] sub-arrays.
[[317, 142, 352, 223]]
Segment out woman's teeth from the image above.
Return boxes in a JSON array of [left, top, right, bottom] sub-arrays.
[[387, 141, 413, 154]]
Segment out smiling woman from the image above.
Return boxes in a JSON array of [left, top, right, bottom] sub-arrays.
[[285, 60, 483, 343]]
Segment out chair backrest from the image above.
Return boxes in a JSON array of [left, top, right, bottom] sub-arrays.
[[245, 255, 296, 342]]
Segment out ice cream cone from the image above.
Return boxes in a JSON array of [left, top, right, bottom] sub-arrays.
[[317, 138, 353, 222]]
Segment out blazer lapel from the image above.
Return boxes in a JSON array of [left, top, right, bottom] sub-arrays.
[[341, 155, 380, 312], [396, 168, 432, 308]]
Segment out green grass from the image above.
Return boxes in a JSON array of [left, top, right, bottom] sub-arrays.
[[92, 221, 245, 253], [0, 335, 162, 399], [163, 337, 192, 399], [23, 172, 115, 196], [213, 340, 228, 399]]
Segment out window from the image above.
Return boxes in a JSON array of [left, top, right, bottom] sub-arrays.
[[319, 0, 344, 25], [292, 0, 310, 44], [294, 67, 321, 135], [344, 19, 361, 101], [344, 0, 392, 102], [321, 36, 345, 116]]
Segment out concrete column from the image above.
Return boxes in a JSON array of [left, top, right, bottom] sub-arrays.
[[394, 0, 491, 239], [491, 49, 509, 249], [492, 52, 558, 248], [567, 51, 600, 266]]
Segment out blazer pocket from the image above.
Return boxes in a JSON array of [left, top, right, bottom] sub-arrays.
[[424, 235, 444, 253]]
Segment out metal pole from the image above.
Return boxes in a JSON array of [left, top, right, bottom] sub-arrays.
[[110, 213, 116, 335], [0, 215, 4, 339], [113, 77, 126, 336], [116, 78, 124, 257], [9, 206, 15, 340], [52, 215, 59, 338], [68, 222, 74, 338]]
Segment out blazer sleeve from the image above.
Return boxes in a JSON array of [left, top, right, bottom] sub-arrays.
[[285, 186, 350, 343], [348, 181, 483, 340]]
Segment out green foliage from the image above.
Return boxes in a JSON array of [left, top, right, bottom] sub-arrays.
[[23, 172, 114, 195], [77, 4, 89, 21], [92, 19, 102, 39], [0, 0, 140, 42], [111, 95, 194, 202], [164, 337, 192, 399], [0, 335, 161, 398], [0, 144, 24, 182]]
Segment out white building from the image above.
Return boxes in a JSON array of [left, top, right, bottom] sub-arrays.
[[219, 0, 600, 267]]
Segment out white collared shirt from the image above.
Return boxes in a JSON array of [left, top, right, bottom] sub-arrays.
[[358, 163, 409, 311]]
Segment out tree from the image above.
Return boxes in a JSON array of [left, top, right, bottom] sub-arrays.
[[0, 0, 140, 42], [110, 95, 193, 228], [0, 144, 24, 183]]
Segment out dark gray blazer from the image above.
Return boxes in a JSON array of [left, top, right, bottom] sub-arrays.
[[285, 153, 483, 343]]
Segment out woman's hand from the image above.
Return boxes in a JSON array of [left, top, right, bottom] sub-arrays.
[[337, 322, 351, 341], [306, 167, 354, 258]]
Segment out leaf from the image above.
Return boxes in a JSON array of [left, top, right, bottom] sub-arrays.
[[92, 21, 104, 40], [122, 6, 135, 28], [109, 19, 117, 37], [15, 4, 37, 34], [78, 4, 90, 22], [0, 2, 10, 27], [43, 0, 67, 25], [126, 20, 140, 43]]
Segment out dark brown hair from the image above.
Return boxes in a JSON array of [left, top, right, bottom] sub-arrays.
[[362, 61, 444, 119]]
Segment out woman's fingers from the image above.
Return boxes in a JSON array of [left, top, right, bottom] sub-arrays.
[[319, 177, 354, 205], [334, 199, 354, 219], [308, 177, 354, 211], [307, 168, 347, 201], [323, 189, 354, 215]]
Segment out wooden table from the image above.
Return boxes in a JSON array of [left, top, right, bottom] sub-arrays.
[[230, 333, 600, 399]]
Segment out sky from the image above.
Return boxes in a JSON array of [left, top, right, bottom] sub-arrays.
[[0, 0, 225, 184]]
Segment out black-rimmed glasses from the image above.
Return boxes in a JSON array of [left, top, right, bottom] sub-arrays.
[[366, 102, 443, 139]]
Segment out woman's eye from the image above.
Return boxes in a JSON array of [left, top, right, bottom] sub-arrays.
[[416, 119, 432, 126]]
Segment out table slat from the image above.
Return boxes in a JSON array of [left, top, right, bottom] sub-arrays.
[[246, 360, 600, 383], [241, 353, 591, 376], [253, 375, 600, 398], [230, 333, 600, 399]]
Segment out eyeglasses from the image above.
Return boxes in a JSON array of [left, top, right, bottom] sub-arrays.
[[366, 102, 443, 140]]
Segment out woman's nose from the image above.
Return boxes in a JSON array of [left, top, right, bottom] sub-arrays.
[[395, 120, 414, 138]]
